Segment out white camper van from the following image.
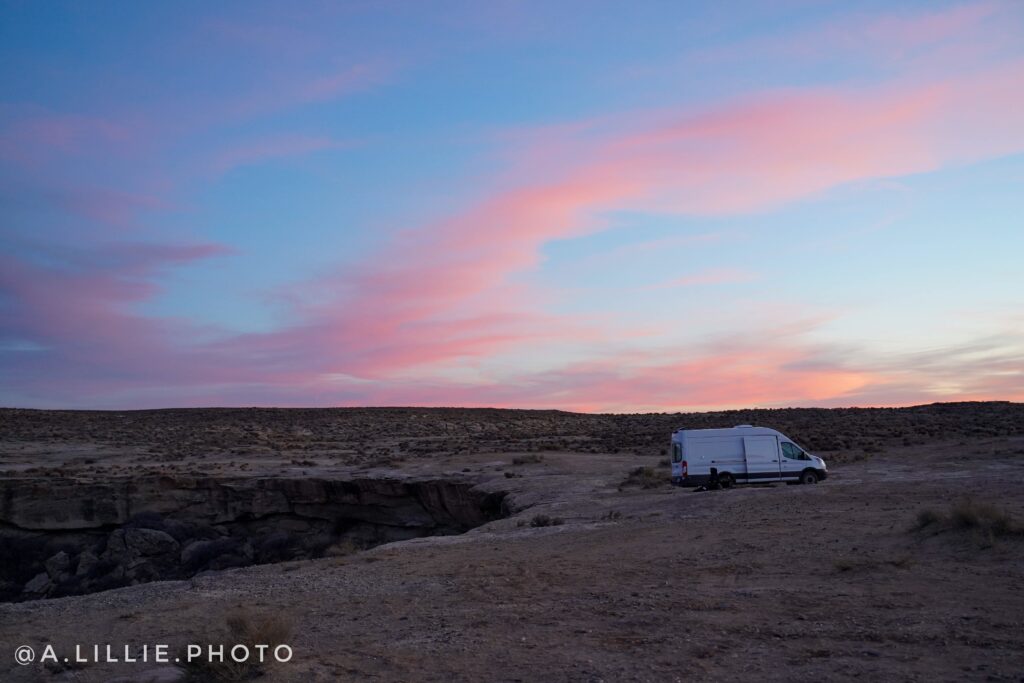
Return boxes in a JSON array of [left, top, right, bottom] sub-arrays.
[[670, 425, 827, 488]]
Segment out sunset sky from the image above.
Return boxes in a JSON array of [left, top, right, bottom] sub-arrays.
[[2, 1, 1023, 411]]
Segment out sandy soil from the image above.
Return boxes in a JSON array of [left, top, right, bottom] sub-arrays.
[[1, 407, 1023, 682]]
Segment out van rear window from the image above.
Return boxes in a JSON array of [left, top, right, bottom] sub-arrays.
[[671, 443, 683, 463]]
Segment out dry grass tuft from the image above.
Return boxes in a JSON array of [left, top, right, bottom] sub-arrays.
[[622, 466, 667, 489], [949, 499, 1016, 536], [912, 499, 1022, 547], [833, 556, 913, 573], [518, 513, 564, 527], [913, 508, 942, 531], [178, 609, 293, 682]]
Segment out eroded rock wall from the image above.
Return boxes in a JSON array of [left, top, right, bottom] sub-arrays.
[[0, 475, 506, 601]]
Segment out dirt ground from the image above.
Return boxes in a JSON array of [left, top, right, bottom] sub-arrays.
[[1, 407, 1023, 682]]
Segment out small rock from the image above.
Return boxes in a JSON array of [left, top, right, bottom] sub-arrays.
[[24, 572, 52, 594], [76, 550, 99, 576], [106, 528, 179, 563], [127, 528, 180, 556], [45, 550, 71, 580]]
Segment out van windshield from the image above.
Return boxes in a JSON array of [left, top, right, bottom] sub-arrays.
[[781, 441, 809, 460]]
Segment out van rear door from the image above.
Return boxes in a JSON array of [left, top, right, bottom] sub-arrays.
[[670, 441, 684, 480], [743, 436, 781, 482]]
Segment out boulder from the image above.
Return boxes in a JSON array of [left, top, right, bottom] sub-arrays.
[[45, 550, 71, 580], [105, 528, 179, 562], [180, 538, 235, 569], [76, 550, 99, 576], [126, 528, 179, 556], [24, 572, 52, 594]]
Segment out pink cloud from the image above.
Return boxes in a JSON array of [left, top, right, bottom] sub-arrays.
[[864, 2, 1001, 48], [21, 61, 1022, 407], [5, 3, 1024, 409], [292, 63, 1024, 378], [208, 134, 351, 175], [56, 187, 174, 229], [288, 329, 1021, 414], [682, 0, 1018, 74], [215, 61, 394, 123], [0, 242, 240, 404], [0, 109, 141, 167], [181, 53, 1021, 398], [646, 268, 758, 290], [300, 63, 392, 103]]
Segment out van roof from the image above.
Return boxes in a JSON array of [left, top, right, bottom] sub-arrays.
[[671, 425, 784, 438]]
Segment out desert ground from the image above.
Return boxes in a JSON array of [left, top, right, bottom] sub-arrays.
[[1, 403, 1023, 682]]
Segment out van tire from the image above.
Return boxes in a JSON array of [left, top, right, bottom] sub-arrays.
[[718, 472, 734, 489], [799, 469, 819, 485]]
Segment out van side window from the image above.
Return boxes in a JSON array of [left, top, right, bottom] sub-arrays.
[[781, 442, 804, 460], [671, 443, 683, 463]]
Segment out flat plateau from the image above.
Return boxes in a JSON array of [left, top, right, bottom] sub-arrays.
[[2, 406, 1022, 682]]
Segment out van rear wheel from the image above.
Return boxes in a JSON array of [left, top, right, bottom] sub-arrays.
[[800, 470, 819, 485], [718, 473, 734, 489]]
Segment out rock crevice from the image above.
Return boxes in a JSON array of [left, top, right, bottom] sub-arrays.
[[0, 475, 507, 601]]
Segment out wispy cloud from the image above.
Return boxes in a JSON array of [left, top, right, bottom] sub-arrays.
[[2, 2, 1023, 409], [0, 107, 143, 167], [644, 268, 758, 290], [208, 134, 353, 175], [299, 63, 393, 103], [7, 59, 1023, 406]]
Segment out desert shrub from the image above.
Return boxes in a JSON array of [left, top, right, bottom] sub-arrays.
[[178, 609, 292, 682], [303, 533, 335, 558], [512, 454, 544, 465], [622, 466, 666, 489], [914, 509, 941, 531], [184, 538, 244, 572], [529, 514, 564, 528], [949, 500, 1016, 537], [255, 531, 298, 563], [833, 556, 912, 573], [912, 499, 1022, 545], [324, 539, 360, 557], [833, 557, 856, 572]]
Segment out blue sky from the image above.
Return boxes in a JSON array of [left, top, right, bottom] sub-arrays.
[[1, 0, 1022, 410]]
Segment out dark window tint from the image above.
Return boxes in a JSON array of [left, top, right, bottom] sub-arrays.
[[781, 442, 803, 460]]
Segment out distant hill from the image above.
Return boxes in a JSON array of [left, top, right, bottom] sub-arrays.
[[2, 401, 1021, 462]]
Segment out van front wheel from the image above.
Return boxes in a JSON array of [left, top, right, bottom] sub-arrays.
[[799, 470, 819, 485]]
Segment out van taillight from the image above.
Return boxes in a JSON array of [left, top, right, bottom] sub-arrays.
[[682, 460, 687, 476]]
